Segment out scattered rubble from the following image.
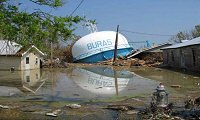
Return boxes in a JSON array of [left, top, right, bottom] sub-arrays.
[[138, 102, 175, 120], [96, 58, 131, 67], [185, 97, 200, 109], [95, 57, 162, 67], [42, 53, 163, 68], [130, 58, 162, 67], [138, 97, 200, 120]]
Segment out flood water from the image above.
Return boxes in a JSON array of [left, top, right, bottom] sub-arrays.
[[0, 66, 157, 102], [131, 67, 200, 99], [0, 66, 199, 103]]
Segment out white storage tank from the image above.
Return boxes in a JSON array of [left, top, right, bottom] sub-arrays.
[[72, 31, 133, 63]]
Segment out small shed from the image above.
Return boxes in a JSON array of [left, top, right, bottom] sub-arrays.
[[0, 40, 45, 70], [162, 37, 200, 72]]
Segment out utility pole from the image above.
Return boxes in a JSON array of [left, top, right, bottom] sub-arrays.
[[113, 25, 119, 64], [51, 41, 53, 68]]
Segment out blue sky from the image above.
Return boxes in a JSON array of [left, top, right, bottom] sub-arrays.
[[20, 0, 200, 48]]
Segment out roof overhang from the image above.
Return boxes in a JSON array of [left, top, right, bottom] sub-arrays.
[[22, 45, 45, 56], [162, 37, 200, 50]]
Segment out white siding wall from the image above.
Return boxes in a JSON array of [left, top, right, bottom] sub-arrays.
[[0, 56, 21, 70], [21, 51, 41, 70]]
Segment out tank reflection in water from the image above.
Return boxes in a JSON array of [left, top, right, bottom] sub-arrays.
[[0, 67, 158, 102], [71, 67, 132, 96]]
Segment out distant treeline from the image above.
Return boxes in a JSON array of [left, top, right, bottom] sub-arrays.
[[170, 25, 200, 43]]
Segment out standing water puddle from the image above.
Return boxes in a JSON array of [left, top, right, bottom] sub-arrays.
[[0, 66, 158, 102]]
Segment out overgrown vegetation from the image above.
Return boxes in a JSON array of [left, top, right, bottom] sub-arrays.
[[0, 0, 95, 55]]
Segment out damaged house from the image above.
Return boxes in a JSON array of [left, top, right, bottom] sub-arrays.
[[127, 43, 171, 64], [0, 40, 45, 70], [162, 37, 200, 72]]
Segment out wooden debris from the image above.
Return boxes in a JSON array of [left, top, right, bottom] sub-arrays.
[[105, 105, 135, 111], [170, 85, 181, 88]]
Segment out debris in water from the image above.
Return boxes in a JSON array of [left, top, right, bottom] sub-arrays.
[[0, 105, 9, 109], [131, 98, 143, 102], [45, 109, 61, 117], [170, 85, 181, 88], [193, 77, 199, 79], [126, 110, 138, 115], [46, 112, 57, 117], [105, 105, 135, 111], [66, 104, 81, 109]]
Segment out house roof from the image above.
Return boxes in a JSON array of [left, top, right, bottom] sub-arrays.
[[127, 43, 171, 58], [0, 40, 22, 55], [0, 40, 44, 56], [22, 45, 45, 56], [162, 37, 200, 49]]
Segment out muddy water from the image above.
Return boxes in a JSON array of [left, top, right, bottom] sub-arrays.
[[131, 67, 200, 99], [0, 66, 199, 119]]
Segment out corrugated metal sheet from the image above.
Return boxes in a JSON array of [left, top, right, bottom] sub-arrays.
[[0, 40, 22, 55], [127, 43, 171, 58], [162, 37, 200, 49]]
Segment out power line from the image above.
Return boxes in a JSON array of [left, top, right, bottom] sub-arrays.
[[70, 0, 85, 16], [120, 29, 175, 37]]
